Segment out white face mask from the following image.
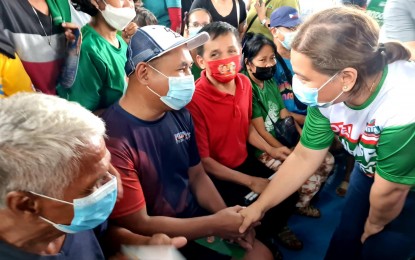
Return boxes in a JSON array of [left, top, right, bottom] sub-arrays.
[[100, 0, 136, 31]]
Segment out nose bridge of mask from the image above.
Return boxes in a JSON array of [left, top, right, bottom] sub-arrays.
[[73, 175, 117, 207]]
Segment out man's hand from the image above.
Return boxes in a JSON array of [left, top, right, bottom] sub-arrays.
[[239, 203, 265, 234], [213, 206, 247, 239], [361, 218, 384, 243], [122, 22, 139, 44], [236, 228, 256, 251], [148, 234, 187, 248], [254, 0, 267, 21], [268, 146, 291, 161], [248, 176, 269, 194]]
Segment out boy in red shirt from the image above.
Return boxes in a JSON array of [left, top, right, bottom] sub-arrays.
[[187, 22, 302, 257]]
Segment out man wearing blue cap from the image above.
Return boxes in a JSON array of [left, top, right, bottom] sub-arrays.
[[269, 6, 333, 219], [101, 25, 273, 260], [269, 6, 306, 125]]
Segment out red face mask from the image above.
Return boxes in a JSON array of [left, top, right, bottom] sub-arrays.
[[206, 55, 241, 83]]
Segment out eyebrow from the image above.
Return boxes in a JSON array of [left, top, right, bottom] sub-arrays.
[[178, 61, 191, 68], [293, 71, 310, 80]]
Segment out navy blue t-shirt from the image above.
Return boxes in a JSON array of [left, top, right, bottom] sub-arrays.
[[0, 230, 104, 259], [102, 103, 203, 219]]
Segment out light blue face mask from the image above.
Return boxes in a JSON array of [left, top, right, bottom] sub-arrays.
[[188, 27, 202, 38], [277, 30, 298, 51], [31, 174, 117, 234], [292, 72, 343, 108], [147, 64, 196, 110]]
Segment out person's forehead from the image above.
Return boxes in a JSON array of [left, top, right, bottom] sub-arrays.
[[189, 11, 211, 22], [158, 46, 192, 64], [291, 50, 319, 78], [255, 45, 274, 56], [204, 33, 239, 50]]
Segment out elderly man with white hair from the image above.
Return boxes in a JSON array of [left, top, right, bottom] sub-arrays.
[[0, 93, 186, 259]]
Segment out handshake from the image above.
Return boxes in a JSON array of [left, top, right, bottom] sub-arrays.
[[208, 204, 266, 250]]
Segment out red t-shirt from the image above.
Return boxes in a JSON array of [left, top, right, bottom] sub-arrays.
[[187, 71, 252, 168]]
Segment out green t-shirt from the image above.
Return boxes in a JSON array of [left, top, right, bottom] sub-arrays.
[[244, 72, 285, 157], [57, 24, 128, 111], [301, 62, 415, 186], [366, 0, 387, 26], [246, 0, 299, 40], [191, 65, 203, 81]]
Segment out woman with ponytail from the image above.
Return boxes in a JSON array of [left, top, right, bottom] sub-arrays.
[[239, 6, 415, 260]]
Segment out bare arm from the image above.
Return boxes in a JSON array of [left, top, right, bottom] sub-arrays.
[[111, 205, 246, 241], [239, 143, 329, 232], [248, 124, 291, 160], [188, 163, 227, 213], [201, 157, 253, 187], [361, 173, 411, 242]]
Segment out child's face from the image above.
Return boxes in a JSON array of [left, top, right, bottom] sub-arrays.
[[197, 32, 241, 71]]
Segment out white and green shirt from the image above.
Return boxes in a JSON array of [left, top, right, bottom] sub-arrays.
[[301, 61, 415, 185]]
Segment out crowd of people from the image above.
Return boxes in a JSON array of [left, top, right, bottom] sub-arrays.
[[0, 0, 414, 259]]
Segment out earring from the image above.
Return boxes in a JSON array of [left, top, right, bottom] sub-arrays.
[[343, 85, 348, 91]]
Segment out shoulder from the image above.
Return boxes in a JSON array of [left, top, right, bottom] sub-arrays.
[[237, 73, 253, 91]]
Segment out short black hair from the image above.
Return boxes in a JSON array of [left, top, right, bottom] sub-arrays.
[[241, 33, 277, 70], [196, 21, 240, 56], [71, 0, 99, 17], [185, 8, 212, 27]]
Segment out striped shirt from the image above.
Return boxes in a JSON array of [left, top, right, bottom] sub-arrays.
[[0, 0, 65, 94]]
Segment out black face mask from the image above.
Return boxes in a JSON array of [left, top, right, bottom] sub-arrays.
[[252, 65, 277, 81]]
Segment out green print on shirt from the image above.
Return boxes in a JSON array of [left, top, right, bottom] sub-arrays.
[[337, 119, 381, 175]]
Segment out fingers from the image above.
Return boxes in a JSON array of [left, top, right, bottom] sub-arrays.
[[171, 237, 187, 248], [61, 22, 79, 30], [239, 215, 252, 234], [280, 146, 292, 155], [236, 237, 253, 251], [231, 205, 243, 212]]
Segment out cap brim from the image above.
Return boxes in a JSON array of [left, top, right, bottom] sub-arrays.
[[271, 20, 301, 28], [148, 31, 210, 62]]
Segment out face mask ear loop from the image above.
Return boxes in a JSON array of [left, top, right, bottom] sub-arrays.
[[29, 191, 73, 205], [317, 72, 340, 92]]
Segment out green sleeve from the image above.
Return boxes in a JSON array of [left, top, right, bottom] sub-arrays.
[[376, 123, 415, 185], [252, 93, 263, 119], [66, 50, 107, 111], [300, 107, 334, 150]]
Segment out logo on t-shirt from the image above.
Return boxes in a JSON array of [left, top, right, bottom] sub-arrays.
[[174, 131, 191, 144]]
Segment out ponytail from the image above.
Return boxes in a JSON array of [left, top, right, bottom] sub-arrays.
[[383, 41, 411, 64]]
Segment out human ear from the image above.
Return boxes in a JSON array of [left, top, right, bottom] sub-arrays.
[[339, 68, 358, 92], [134, 62, 151, 85], [6, 191, 40, 218], [196, 54, 206, 69]]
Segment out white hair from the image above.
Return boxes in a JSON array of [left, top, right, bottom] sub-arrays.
[[0, 93, 106, 207]]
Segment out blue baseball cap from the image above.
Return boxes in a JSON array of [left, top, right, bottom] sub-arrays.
[[125, 25, 209, 76], [270, 6, 301, 28]]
